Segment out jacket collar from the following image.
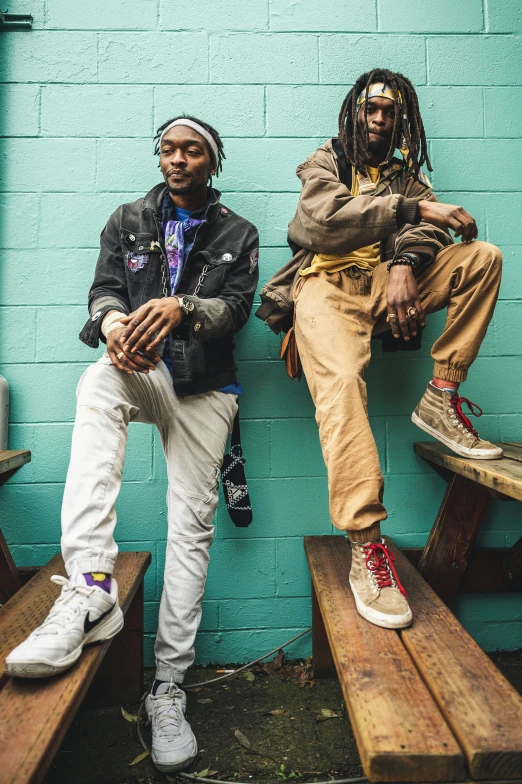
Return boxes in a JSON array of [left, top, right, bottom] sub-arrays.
[[143, 183, 223, 227]]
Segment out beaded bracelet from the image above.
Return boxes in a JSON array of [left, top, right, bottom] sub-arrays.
[[387, 254, 418, 274]]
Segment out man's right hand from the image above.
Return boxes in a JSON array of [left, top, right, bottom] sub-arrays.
[[106, 327, 160, 375], [418, 200, 478, 243]]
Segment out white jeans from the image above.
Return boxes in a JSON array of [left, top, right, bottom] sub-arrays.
[[61, 354, 238, 683]]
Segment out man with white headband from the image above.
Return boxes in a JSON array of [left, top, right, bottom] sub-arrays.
[[257, 69, 502, 630], [7, 115, 259, 773]]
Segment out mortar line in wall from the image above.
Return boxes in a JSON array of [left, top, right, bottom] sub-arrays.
[[8, 135, 522, 140], [18, 29, 520, 35], [263, 85, 267, 137], [482, 86, 487, 140], [375, 0, 380, 31], [483, 0, 490, 33], [37, 84, 42, 136], [425, 36, 430, 85], [3, 78, 522, 87]]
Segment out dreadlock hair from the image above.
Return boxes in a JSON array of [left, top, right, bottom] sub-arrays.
[[338, 68, 432, 181], [153, 115, 226, 176]]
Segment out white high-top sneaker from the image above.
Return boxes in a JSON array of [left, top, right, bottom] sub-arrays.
[[145, 681, 198, 772], [349, 539, 412, 629], [5, 568, 124, 678]]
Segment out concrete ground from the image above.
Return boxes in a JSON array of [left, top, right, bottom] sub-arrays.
[[42, 651, 522, 784]]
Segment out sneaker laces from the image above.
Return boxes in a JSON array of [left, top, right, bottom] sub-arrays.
[[151, 680, 184, 739], [33, 575, 95, 636], [362, 541, 407, 597], [449, 394, 483, 437]]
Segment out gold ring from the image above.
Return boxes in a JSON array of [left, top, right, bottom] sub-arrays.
[[388, 313, 398, 321], [407, 306, 418, 319], [117, 351, 125, 360]]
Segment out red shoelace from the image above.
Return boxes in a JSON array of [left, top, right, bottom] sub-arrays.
[[362, 542, 407, 597], [449, 395, 483, 437]]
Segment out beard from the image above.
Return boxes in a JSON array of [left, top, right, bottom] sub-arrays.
[[167, 180, 198, 195], [367, 136, 390, 154]]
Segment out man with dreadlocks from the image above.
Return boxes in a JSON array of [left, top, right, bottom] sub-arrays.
[[6, 116, 259, 773], [257, 69, 502, 630]]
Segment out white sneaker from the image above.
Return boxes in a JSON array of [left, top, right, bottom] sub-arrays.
[[5, 568, 124, 678], [145, 681, 198, 772]]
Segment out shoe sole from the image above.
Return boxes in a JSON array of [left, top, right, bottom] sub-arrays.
[[349, 579, 413, 629], [152, 750, 198, 774], [5, 604, 124, 679], [411, 412, 504, 460]]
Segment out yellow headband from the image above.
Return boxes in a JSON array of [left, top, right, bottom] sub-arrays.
[[357, 81, 402, 107]]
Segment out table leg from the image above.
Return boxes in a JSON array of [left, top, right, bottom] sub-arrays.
[[504, 534, 522, 591], [86, 582, 145, 706], [417, 472, 491, 605], [0, 528, 22, 603], [311, 584, 336, 678]]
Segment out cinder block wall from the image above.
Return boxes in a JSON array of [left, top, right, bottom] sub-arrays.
[[0, 0, 521, 663]]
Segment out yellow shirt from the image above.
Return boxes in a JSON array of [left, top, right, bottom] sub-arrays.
[[301, 165, 382, 277]]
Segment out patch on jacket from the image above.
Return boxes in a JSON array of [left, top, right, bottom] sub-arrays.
[[126, 252, 150, 273], [249, 248, 259, 275]]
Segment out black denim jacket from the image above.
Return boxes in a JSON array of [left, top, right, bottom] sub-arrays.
[[80, 183, 259, 396]]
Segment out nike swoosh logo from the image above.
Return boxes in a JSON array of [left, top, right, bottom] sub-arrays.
[[84, 605, 114, 634]]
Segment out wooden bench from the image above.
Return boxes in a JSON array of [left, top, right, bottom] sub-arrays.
[[413, 441, 522, 604], [0, 449, 151, 784], [306, 535, 522, 783]]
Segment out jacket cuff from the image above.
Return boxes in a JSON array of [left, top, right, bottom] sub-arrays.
[[183, 295, 233, 341], [80, 298, 130, 349], [396, 197, 420, 227]]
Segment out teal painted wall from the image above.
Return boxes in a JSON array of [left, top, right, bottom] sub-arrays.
[[0, 0, 521, 665]]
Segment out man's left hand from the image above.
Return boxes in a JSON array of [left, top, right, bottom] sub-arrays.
[[121, 297, 184, 354], [386, 265, 426, 341]]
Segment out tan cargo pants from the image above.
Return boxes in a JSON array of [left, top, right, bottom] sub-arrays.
[[294, 240, 502, 532]]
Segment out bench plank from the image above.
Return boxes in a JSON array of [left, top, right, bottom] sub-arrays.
[[0, 551, 150, 784], [414, 442, 522, 502], [305, 536, 465, 783], [392, 540, 522, 781]]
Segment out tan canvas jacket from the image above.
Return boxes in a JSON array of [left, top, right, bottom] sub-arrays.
[[256, 138, 452, 335]]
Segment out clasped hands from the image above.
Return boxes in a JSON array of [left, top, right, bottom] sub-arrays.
[[106, 298, 183, 374]]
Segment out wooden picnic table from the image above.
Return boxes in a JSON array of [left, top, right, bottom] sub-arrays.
[[414, 441, 522, 604], [0, 450, 31, 603], [0, 448, 151, 784]]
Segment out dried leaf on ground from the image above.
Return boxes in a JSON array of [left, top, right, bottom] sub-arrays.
[[198, 698, 212, 704], [128, 749, 150, 766], [266, 709, 285, 716], [234, 729, 251, 749], [254, 649, 285, 676], [316, 709, 340, 722], [195, 768, 209, 777], [242, 670, 255, 682], [121, 706, 138, 723]]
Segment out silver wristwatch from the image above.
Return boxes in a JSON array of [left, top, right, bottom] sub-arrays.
[[177, 295, 195, 315]]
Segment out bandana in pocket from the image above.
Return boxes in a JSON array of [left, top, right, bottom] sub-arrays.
[[126, 252, 150, 273]]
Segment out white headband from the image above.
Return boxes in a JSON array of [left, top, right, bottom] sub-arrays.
[[159, 119, 219, 167]]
